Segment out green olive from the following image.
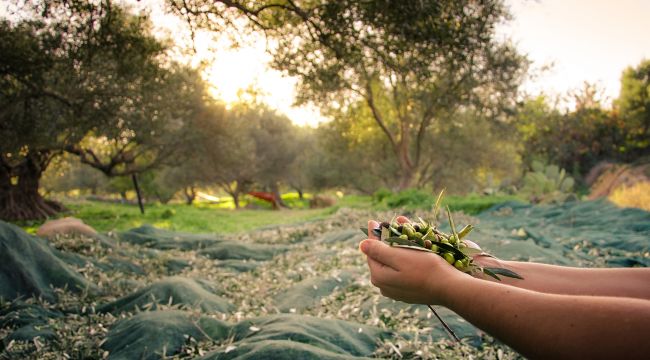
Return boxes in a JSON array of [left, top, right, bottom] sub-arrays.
[[399, 234, 408, 240], [449, 234, 458, 244], [453, 260, 464, 270], [443, 252, 455, 264], [430, 244, 438, 253]]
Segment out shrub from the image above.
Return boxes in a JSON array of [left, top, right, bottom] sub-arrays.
[[372, 188, 393, 204], [385, 189, 435, 209], [608, 182, 650, 211], [520, 161, 576, 203]]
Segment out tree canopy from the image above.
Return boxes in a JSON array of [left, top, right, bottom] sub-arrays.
[[0, 1, 211, 220], [171, 0, 528, 189]]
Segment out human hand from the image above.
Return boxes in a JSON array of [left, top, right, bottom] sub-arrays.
[[360, 217, 469, 306]]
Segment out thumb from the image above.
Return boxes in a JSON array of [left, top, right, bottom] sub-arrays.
[[359, 239, 401, 270]]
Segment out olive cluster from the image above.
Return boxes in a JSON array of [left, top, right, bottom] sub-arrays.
[[378, 220, 473, 271]]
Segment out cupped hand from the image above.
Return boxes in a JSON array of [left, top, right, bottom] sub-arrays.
[[360, 218, 467, 306]]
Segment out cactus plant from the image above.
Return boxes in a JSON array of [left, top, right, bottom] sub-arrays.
[[521, 160, 576, 203]]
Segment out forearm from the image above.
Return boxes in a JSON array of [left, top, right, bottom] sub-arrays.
[[442, 276, 650, 359], [477, 257, 650, 299]]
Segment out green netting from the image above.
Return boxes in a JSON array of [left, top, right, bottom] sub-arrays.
[[316, 229, 365, 245], [214, 259, 262, 272], [199, 340, 375, 360], [357, 296, 481, 342], [163, 258, 191, 274], [3, 200, 648, 358], [198, 242, 287, 261], [118, 225, 225, 250], [102, 310, 231, 360], [222, 314, 394, 359], [0, 301, 64, 346], [97, 277, 234, 314], [0, 302, 63, 329], [274, 269, 359, 312], [470, 200, 650, 266], [4, 324, 58, 343], [0, 221, 97, 302]]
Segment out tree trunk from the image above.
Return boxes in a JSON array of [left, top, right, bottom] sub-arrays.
[[270, 182, 288, 210], [232, 192, 240, 209], [132, 174, 145, 214], [0, 154, 65, 221], [396, 149, 416, 190], [184, 186, 196, 205]]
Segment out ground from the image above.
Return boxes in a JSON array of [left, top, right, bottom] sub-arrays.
[[1, 197, 648, 359]]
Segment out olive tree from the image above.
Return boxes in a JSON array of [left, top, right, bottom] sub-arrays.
[[170, 0, 527, 189], [0, 1, 207, 220]]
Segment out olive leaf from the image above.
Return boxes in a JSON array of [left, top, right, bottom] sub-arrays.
[[433, 189, 445, 221], [457, 224, 474, 239], [360, 227, 381, 238], [387, 243, 435, 252], [459, 246, 482, 256], [484, 267, 524, 280], [446, 205, 460, 244], [384, 236, 420, 247], [482, 267, 502, 281], [389, 226, 402, 236], [430, 240, 467, 259]]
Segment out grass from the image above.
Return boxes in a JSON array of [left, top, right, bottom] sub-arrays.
[[18, 191, 522, 234], [61, 200, 337, 234]]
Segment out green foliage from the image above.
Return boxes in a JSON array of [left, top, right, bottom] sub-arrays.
[[385, 189, 436, 209], [614, 59, 650, 157], [441, 194, 523, 215], [518, 70, 650, 181], [520, 161, 576, 204], [173, 0, 527, 190], [0, 2, 213, 220], [370, 190, 521, 215], [372, 188, 393, 204]]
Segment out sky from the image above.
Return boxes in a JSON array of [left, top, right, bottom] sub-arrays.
[[4, 0, 650, 126], [188, 0, 650, 126], [502, 0, 650, 107]]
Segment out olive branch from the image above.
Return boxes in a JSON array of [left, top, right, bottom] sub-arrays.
[[360, 190, 523, 342]]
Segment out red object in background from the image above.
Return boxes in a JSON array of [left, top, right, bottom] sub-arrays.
[[247, 191, 275, 202], [247, 191, 280, 208]]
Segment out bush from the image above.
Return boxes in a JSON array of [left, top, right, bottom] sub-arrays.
[[384, 189, 435, 209], [376, 189, 522, 215], [608, 182, 650, 211], [520, 161, 576, 204], [372, 188, 393, 204]]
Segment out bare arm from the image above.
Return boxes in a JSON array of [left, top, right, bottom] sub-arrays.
[[474, 255, 650, 300], [360, 223, 650, 359], [443, 274, 650, 359]]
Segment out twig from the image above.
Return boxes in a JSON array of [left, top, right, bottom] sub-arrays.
[[427, 305, 460, 343]]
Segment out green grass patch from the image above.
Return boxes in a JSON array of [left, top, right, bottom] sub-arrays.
[[42, 200, 334, 234], [17, 191, 521, 235]]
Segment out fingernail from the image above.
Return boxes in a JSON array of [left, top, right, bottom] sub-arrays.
[[359, 240, 369, 254]]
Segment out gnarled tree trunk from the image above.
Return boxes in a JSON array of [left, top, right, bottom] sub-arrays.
[[0, 153, 65, 221]]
